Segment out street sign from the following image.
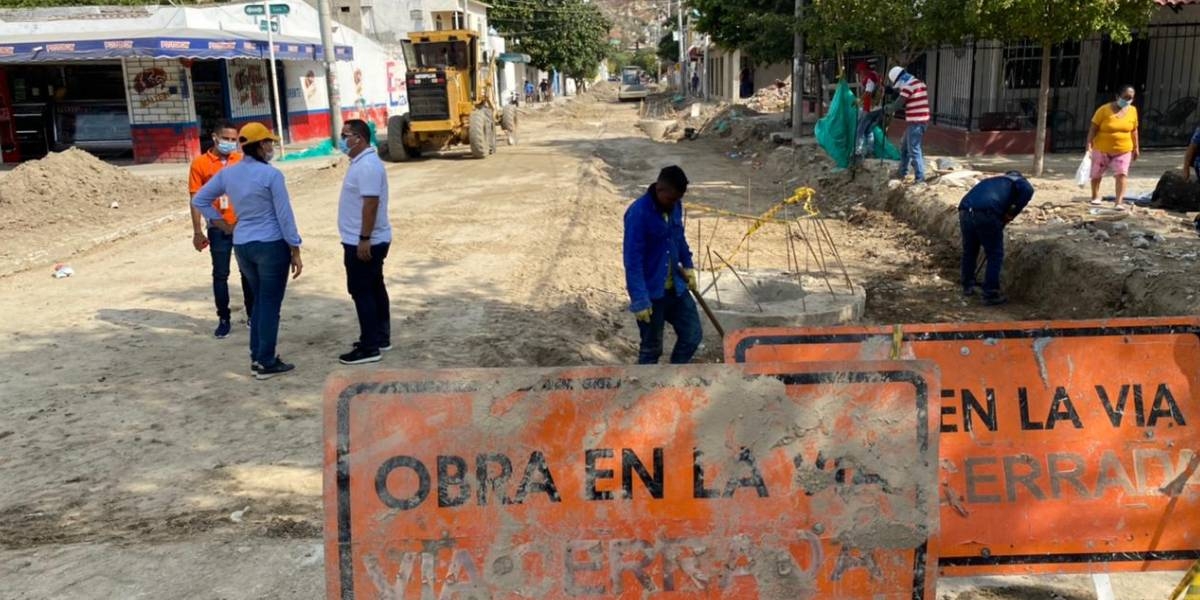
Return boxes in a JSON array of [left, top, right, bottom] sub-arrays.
[[728, 317, 1200, 576], [259, 19, 280, 33], [269, 3, 290, 15], [323, 363, 940, 599], [244, 4, 265, 15]]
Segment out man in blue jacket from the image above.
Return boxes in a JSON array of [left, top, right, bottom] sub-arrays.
[[623, 166, 702, 364], [959, 171, 1035, 306]]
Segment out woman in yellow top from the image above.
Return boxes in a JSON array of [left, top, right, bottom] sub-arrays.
[[1085, 85, 1140, 210]]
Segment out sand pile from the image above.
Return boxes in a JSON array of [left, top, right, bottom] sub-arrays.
[[0, 148, 184, 233]]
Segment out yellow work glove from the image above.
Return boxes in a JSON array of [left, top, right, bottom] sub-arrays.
[[634, 307, 653, 323], [683, 268, 698, 292]]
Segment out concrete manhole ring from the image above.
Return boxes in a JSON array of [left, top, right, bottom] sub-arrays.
[[698, 269, 864, 330]]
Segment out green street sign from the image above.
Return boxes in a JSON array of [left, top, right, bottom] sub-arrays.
[[269, 4, 290, 15], [244, 4, 265, 15], [259, 19, 280, 33]]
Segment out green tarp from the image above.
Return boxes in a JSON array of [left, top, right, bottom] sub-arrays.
[[815, 79, 901, 168]]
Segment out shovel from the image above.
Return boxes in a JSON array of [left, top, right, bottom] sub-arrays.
[[677, 265, 725, 339]]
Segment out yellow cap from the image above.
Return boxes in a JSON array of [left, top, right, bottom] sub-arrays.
[[238, 122, 280, 144]]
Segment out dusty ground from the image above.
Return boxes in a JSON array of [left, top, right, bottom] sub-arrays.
[[0, 90, 1186, 598]]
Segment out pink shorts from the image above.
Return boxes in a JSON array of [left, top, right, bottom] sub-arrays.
[[1090, 150, 1132, 178]]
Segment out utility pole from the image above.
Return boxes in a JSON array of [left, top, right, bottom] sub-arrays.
[[264, 1, 286, 156], [317, 0, 343, 144], [791, 0, 804, 141], [676, 0, 684, 90]]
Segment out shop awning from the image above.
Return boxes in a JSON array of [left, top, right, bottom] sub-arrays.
[[0, 28, 353, 63]]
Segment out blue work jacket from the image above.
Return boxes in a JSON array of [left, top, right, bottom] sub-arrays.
[[623, 185, 695, 313], [959, 175, 1035, 218]]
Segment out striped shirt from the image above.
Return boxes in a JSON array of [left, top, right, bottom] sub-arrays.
[[899, 77, 930, 123]]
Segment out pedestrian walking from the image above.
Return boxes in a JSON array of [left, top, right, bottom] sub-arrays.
[[1087, 85, 1140, 210], [623, 165, 702, 365], [959, 171, 1035, 306], [885, 66, 931, 183], [336, 119, 392, 365], [188, 120, 254, 339], [192, 123, 303, 380], [539, 79, 550, 102], [524, 79, 535, 104], [691, 71, 700, 96]]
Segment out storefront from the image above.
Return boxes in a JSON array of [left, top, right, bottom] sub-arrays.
[[0, 1, 396, 164]]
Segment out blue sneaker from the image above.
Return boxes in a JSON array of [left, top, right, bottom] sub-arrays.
[[214, 319, 232, 339]]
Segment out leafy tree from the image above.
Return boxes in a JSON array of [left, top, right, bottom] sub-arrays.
[[803, 0, 973, 65], [691, 0, 795, 65], [657, 31, 679, 64], [492, 0, 612, 90], [975, 0, 1156, 175]]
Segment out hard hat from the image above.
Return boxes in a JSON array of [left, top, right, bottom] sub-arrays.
[[239, 122, 280, 144], [888, 66, 905, 85]]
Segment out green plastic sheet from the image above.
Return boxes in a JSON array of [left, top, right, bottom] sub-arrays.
[[815, 80, 902, 167]]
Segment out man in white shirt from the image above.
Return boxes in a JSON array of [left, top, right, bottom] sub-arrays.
[[337, 119, 393, 365]]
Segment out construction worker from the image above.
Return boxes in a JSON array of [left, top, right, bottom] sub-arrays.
[[336, 119, 392, 366], [189, 120, 254, 338], [623, 165, 702, 364], [885, 66, 931, 183], [959, 171, 1035, 306]]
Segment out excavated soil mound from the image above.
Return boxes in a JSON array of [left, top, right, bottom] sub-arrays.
[[0, 148, 183, 234]]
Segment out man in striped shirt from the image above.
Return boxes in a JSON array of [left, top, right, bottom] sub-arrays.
[[885, 66, 931, 183]]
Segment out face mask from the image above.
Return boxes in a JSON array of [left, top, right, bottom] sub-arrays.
[[338, 137, 351, 155], [216, 140, 238, 155], [1117, 98, 1132, 109], [263, 149, 275, 162]]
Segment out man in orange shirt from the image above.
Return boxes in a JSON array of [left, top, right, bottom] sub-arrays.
[[189, 120, 254, 338]]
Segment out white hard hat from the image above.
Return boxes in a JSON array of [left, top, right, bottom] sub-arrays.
[[888, 66, 905, 84]]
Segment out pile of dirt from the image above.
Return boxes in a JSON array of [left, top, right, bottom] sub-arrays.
[[0, 148, 183, 233], [746, 76, 792, 113]]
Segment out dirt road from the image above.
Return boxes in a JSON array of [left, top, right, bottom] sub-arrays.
[[0, 94, 1181, 598]]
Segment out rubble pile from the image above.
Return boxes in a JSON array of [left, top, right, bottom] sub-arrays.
[[746, 77, 791, 113]]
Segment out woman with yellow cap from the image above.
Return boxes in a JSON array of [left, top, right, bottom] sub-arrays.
[[192, 123, 304, 380]]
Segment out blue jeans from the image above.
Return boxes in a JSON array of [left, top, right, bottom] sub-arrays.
[[343, 242, 391, 351], [960, 209, 1005, 296], [208, 227, 254, 322], [898, 123, 928, 181], [636, 291, 703, 364], [234, 240, 292, 366]]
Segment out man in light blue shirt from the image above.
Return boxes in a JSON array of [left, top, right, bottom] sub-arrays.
[[336, 118, 392, 365]]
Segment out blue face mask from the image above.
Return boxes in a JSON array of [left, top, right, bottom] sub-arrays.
[[1117, 98, 1132, 109], [216, 140, 238, 155], [338, 137, 351, 155]]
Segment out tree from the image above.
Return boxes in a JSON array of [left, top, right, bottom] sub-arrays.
[[802, 0, 973, 66], [492, 0, 612, 90], [657, 31, 680, 64], [976, 0, 1156, 175], [692, 0, 795, 65]]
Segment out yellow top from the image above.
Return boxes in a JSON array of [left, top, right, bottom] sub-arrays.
[[1091, 103, 1139, 155]]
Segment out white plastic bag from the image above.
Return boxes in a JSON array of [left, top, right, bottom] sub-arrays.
[[1075, 153, 1092, 187]]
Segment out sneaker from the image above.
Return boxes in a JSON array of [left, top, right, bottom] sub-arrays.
[[354, 341, 393, 352], [982, 293, 1009, 306], [251, 361, 262, 374], [339, 346, 383, 365], [962, 286, 976, 298], [214, 319, 232, 339], [255, 359, 295, 380]]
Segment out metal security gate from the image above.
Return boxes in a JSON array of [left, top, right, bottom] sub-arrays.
[[925, 24, 1200, 152]]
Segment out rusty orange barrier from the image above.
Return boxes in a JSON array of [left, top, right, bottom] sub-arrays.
[[727, 317, 1200, 576], [323, 362, 940, 599]]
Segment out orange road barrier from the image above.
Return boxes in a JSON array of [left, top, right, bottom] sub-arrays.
[[323, 362, 940, 599], [727, 317, 1200, 576]]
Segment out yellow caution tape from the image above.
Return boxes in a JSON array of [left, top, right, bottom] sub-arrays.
[[687, 187, 820, 271]]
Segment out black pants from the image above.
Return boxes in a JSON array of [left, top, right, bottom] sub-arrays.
[[343, 242, 391, 351], [960, 210, 1005, 296], [209, 226, 254, 321]]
